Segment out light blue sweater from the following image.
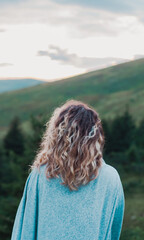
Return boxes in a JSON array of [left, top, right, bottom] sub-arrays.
[[11, 159, 125, 240]]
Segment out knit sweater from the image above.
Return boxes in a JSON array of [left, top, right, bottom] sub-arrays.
[[11, 159, 125, 240]]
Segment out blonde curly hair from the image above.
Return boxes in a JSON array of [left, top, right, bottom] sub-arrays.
[[30, 99, 105, 191]]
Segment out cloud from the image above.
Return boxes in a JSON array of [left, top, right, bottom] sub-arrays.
[[0, 0, 141, 38], [133, 54, 144, 60], [0, 0, 27, 6], [0, 28, 6, 32], [54, 0, 144, 15], [53, 1, 144, 24], [0, 63, 13, 67], [0, 0, 143, 15], [37, 45, 128, 70]]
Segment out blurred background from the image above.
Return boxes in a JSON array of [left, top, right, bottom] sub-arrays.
[[0, 0, 144, 239]]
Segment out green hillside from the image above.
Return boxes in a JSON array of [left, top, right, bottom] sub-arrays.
[[0, 58, 144, 139]]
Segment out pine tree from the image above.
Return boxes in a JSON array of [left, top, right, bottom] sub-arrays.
[[3, 116, 25, 155], [135, 118, 144, 148], [110, 105, 136, 152], [101, 118, 112, 154], [24, 113, 47, 164]]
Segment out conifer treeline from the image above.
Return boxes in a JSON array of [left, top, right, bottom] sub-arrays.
[[0, 109, 144, 239]]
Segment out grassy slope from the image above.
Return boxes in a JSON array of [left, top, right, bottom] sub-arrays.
[[120, 174, 144, 239], [0, 58, 144, 138]]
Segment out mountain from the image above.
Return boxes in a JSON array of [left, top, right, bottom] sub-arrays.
[[0, 79, 45, 93], [0, 58, 144, 139]]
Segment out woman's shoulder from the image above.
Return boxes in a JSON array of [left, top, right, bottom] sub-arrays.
[[30, 160, 121, 183], [30, 164, 46, 175], [101, 158, 119, 175], [100, 158, 123, 188], [28, 161, 123, 194]]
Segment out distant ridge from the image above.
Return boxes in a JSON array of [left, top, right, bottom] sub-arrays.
[[0, 79, 45, 93], [0, 58, 144, 139]]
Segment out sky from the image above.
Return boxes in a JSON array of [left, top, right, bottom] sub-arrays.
[[0, 0, 144, 81]]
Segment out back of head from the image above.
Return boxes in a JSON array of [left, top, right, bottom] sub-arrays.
[[31, 99, 105, 191]]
